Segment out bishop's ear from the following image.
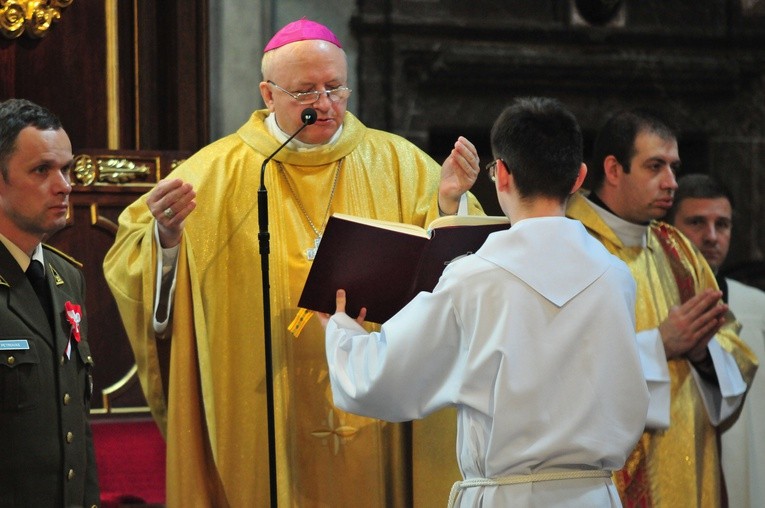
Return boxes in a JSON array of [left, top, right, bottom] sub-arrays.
[[259, 81, 276, 112]]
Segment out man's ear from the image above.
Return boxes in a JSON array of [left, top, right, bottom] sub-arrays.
[[570, 163, 588, 194], [496, 159, 512, 191], [603, 155, 623, 186], [259, 81, 275, 111]]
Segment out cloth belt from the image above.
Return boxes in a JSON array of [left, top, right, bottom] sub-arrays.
[[447, 469, 612, 508]]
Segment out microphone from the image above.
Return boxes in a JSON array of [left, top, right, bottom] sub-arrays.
[[301, 108, 318, 126], [256, 106, 316, 505], [259, 107, 317, 186], [258, 107, 317, 246]]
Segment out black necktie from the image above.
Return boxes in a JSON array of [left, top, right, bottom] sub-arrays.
[[26, 260, 54, 329]]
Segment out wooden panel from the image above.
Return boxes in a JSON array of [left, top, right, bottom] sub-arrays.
[[0, 0, 109, 149], [47, 150, 188, 414], [132, 1, 210, 151], [1, 0, 207, 417], [50, 190, 145, 411], [0, 0, 209, 152]]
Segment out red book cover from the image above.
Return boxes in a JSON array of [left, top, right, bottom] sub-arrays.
[[298, 213, 510, 323]]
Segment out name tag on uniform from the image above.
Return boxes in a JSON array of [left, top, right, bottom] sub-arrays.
[[0, 339, 30, 350]]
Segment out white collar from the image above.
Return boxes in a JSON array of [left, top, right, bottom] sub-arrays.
[[264, 112, 343, 152], [584, 196, 648, 248]]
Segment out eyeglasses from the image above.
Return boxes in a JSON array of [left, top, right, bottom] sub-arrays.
[[268, 80, 352, 105], [485, 159, 507, 182]]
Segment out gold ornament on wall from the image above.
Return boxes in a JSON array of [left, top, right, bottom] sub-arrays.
[[72, 154, 155, 186], [0, 0, 73, 39]]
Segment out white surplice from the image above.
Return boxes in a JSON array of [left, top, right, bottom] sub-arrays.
[[722, 278, 765, 508], [326, 217, 650, 507]]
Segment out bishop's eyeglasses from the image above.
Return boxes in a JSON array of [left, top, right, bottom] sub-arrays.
[[268, 80, 352, 105]]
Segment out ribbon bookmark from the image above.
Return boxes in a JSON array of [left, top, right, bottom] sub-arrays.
[[288, 308, 314, 338]]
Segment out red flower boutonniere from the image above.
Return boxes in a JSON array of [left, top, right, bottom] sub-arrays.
[[64, 301, 82, 343]]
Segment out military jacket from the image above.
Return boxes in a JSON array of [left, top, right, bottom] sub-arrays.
[[0, 242, 99, 507]]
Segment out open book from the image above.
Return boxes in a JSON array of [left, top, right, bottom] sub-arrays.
[[298, 212, 511, 323]]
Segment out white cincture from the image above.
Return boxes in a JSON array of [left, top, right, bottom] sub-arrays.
[[447, 469, 611, 508]]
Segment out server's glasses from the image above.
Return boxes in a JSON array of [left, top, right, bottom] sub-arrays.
[[486, 159, 506, 182]]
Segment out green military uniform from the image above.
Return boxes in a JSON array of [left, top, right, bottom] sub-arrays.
[[0, 243, 99, 507]]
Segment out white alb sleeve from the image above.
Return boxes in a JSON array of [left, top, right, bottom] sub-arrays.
[[636, 328, 671, 429], [152, 222, 179, 335], [691, 337, 748, 425]]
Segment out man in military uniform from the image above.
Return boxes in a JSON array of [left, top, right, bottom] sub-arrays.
[[0, 98, 100, 507]]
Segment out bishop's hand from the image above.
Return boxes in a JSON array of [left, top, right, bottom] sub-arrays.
[[438, 136, 480, 215], [148, 178, 197, 248]]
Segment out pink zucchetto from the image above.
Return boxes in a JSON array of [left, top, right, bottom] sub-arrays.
[[263, 18, 342, 53]]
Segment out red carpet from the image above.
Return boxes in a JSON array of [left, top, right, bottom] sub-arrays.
[[91, 417, 166, 507]]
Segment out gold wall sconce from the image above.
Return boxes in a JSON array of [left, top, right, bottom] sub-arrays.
[[0, 0, 73, 39]]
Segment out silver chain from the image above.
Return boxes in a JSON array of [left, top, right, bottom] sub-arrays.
[[277, 158, 344, 238]]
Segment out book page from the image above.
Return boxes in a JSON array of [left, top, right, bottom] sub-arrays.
[[332, 213, 510, 237], [427, 214, 510, 231], [331, 213, 429, 238]]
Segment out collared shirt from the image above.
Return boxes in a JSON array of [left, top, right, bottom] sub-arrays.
[[0, 232, 43, 272]]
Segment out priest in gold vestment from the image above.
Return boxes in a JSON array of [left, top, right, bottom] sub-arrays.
[[103, 20, 483, 507], [565, 109, 757, 507]]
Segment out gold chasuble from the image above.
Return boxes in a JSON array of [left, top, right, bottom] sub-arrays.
[[103, 110, 483, 507], [566, 192, 758, 508]]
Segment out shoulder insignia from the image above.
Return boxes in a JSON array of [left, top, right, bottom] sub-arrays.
[[42, 243, 83, 268], [49, 264, 65, 286]]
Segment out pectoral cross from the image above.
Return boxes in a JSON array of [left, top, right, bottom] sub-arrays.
[[306, 236, 322, 261]]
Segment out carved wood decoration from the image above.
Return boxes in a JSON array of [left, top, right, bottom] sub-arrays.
[[0, 0, 73, 39]]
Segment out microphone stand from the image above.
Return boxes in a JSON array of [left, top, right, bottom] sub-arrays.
[[258, 108, 316, 507]]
